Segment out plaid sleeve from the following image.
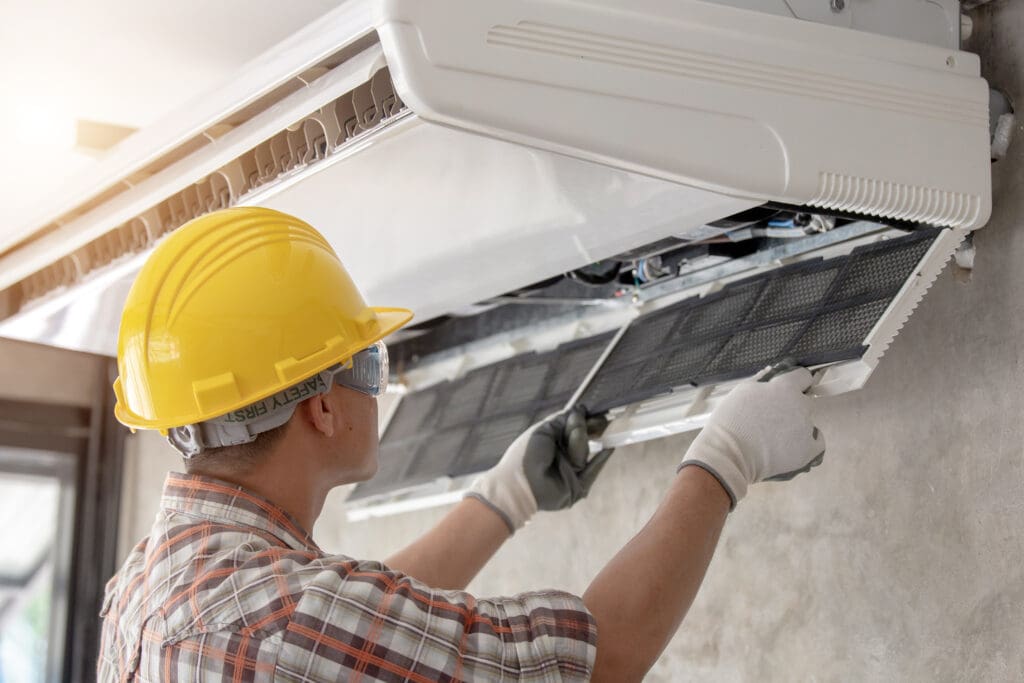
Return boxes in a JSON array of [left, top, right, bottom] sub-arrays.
[[275, 558, 598, 682]]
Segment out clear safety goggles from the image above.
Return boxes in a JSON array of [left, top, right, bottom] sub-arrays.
[[332, 340, 389, 397], [168, 340, 389, 458]]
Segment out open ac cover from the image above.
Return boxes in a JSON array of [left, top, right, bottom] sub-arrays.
[[0, 0, 989, 517]]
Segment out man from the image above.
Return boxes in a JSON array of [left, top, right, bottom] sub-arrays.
[[100, 207, 825, 681]]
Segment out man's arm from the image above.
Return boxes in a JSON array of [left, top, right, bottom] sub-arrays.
[[583, 466, 730, 682], [385, 464, 729, 676], [584, 367, 825, 680], [383, 496, 510, 590]]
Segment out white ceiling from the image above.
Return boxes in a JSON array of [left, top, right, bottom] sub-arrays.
[[0, 0, 342, 243]]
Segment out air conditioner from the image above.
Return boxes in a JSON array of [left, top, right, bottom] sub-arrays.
[[0, 0, 993, 517]]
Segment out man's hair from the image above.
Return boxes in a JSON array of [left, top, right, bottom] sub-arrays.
[[183, 420, 291, 476]]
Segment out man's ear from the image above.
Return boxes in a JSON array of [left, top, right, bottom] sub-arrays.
[[303, 392, 336, 438]]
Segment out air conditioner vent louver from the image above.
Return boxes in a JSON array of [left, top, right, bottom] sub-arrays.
[[809, 172, 982, 228], [352, 228, 940, 503], [11, 66, 408, 312]]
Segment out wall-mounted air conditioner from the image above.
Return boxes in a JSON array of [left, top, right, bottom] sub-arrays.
[[0, 0, 993, 516]]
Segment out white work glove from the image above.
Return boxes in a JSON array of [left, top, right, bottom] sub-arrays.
[[467, 406, 615, 533], [680, 366, 825, 509]]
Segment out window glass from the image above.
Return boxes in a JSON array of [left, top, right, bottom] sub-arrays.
[[0, 449, 76, 683]]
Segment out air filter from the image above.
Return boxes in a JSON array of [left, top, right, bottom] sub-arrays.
[[580, 228, 939, 412]]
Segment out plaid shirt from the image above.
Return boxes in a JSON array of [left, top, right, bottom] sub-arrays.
[[98, 473, 597, 682]]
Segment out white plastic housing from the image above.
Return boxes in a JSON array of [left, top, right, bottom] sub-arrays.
[[377, 0, 991, 228]]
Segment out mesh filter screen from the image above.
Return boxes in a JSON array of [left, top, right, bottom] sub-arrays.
[[791, 299, 892, 361], [703, 320, 806, 376], [483, 359, 550, 415], [453, 414, 534, 475], [407, 427, 470, 482], [349, 332, 613, 500], [581, 228, 938, 411], [383, 385, 445, 441], [438, 367, 497, 428]]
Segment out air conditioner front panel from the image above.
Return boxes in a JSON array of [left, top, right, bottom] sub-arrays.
[[378, 0, 991, 228]]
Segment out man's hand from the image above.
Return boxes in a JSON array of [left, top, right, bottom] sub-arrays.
[[680, 366, 826, 508], [467, 406, 615, 532]]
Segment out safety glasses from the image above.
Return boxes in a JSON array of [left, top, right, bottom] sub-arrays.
[[332, 340, 389, 396]]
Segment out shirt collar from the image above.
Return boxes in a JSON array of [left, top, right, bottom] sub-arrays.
[[160, 472, 322, 554]]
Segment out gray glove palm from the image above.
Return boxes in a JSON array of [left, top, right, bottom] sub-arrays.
[[468, 406, 614, 532]]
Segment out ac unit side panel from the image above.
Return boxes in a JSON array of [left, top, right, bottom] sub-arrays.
[[377, 0, 991, 228]]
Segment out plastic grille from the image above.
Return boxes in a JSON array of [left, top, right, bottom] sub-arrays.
[[576, 361, 647, 411], [11, 63, 408, 315], [681, 282, 764, 340], [609, 307, 683, 359], [654, 339, 723, 391]]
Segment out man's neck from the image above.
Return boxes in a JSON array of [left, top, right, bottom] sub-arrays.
[[190, 456, 331, 534]]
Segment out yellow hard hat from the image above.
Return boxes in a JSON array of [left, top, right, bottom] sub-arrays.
[[113, 207, 413, 433]]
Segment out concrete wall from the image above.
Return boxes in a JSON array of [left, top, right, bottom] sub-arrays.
[[116, 3, 1024, 680]]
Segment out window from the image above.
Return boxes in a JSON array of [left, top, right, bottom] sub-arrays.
[[0, 449, 76, 683], [0, 361, 125, 682]]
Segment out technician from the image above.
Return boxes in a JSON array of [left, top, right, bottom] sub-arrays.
[[99, 207, 825, 682]]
